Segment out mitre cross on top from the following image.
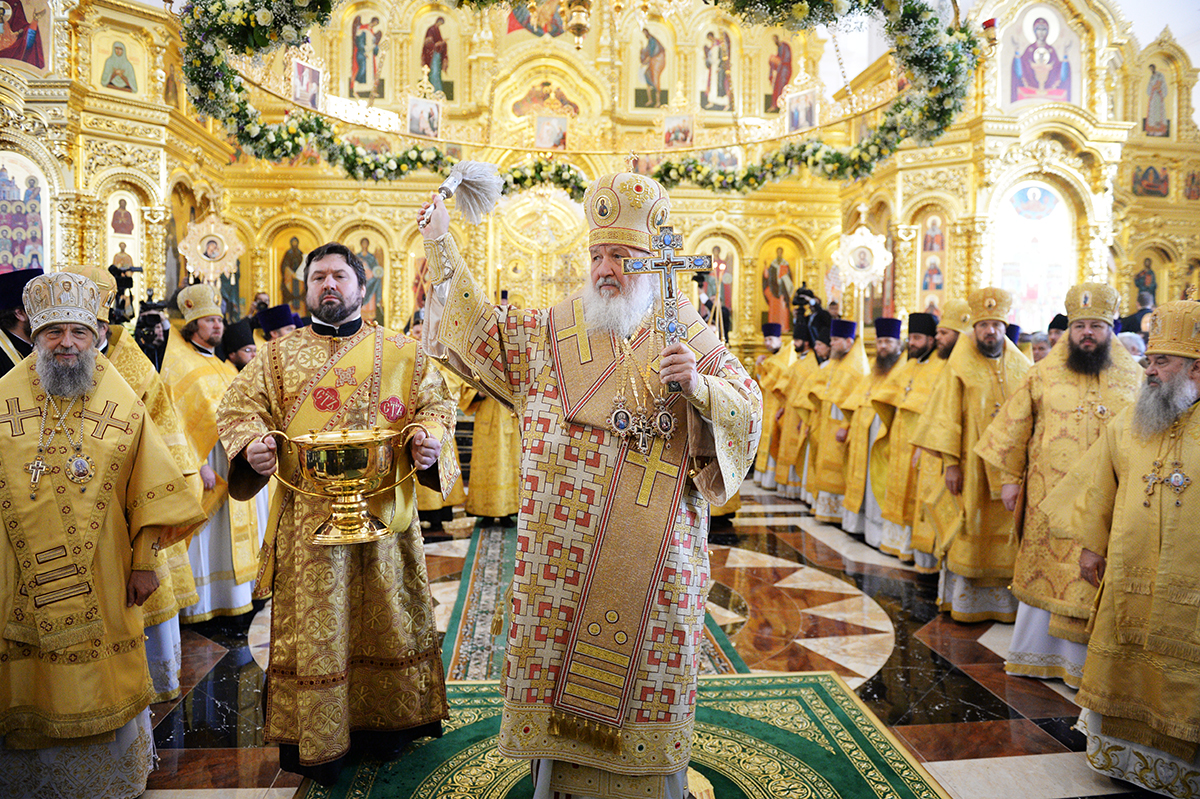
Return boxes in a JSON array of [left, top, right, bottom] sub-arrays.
[[622, 225, 711, 393]]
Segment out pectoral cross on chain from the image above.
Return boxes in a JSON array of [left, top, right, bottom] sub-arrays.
[[622, 225, 711, 393], [25, 456, 46, 497]]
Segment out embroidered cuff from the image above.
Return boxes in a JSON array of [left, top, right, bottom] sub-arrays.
[[423, 234, 464, 286], [685, 374, 712, 414]]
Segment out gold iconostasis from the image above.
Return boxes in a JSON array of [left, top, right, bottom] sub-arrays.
[[0, 0, 1198, 363]]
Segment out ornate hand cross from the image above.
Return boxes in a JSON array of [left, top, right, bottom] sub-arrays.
[[622, 225, 711, 393]]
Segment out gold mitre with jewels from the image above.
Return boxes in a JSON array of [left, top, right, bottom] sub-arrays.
[[1065, 282, 1120, 324], [178, 283, 222, 324], [22, 271, 101, 336], [939, 298, 972, 333], [582, 172, 671, 252], [1147, 300, 1200, 359], [968, 287, 1012, 324], [72, 266, 118, 323]]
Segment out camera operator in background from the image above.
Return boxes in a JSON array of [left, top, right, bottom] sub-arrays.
[[135, 304, 170, 370]]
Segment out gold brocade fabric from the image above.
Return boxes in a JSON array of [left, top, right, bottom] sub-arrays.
[[160, 336, 259, 585], [1044, 406, 1200, 757], [106, 331, 199, 626], [871, 356, 919, 527], [754, 348, 795, 472], [0, 357, 203, 742], [792, 361, 829, 496], [975, 341, 1140, 636], [910, 338, 1030, 579], [905, 358, 949, 568], [465, 394, 522, 517], [776, 352, 819, 474], [841, 366, 895, 515], [809, 345, 869, 499], [216, 324, 455, 766], [422, 233, 761, 786], [417, 364, 468, 512]]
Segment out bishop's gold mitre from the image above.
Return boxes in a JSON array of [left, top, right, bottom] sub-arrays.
[[178, 283, 222, 324], [1147, 300, 1200, 359], [582, 172, 671, 252], [1065, 282, 1120, 325], [23, 271, 101, 336], [73, 265, 118, 323], [939, 298, 972, 333], [968, 287, 1012, 325]]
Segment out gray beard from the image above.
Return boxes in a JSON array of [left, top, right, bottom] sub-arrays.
[[582, 275, 657, 339], [831, 348, 847, 362], [1131, 369, 1200, 440], [36, 345, 96, 398]]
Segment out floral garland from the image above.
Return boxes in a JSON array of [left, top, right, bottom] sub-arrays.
[[179, 0, 980, 194]]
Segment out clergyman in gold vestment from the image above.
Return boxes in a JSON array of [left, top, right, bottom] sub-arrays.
[[809, 319, 868, 522], [911, 288, 1030, 623], [420, 171, 762, 799], [0, 272, 203, 799], [976, 283, 1139, 687], [870, 312, 939, 565], [161, 284, 259, 622], [840, 317, 903, 544], [1045, 300, 1200, 797], [76, 265, 201, 705], [217, 242, 457, 785]]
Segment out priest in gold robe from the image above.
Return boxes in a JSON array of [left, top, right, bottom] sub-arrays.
[[77, 265, 201, 704], [1047, 300, 1200, 796], [776, 321, 821, 500], [753, 322, 793, 489], [791, 313, 833, 506], [871, 312, 938, 565], [909, 300, 970, 573], [809, 319, 868, 523], [911, 288, 1031, 622], [161, 284, 259, 622], [217, 242, 457, 784], [840, 317, 903, 546], [976, 283, 1140, 686], [0, 272, 203, 798], [420, 171, 762, 799]]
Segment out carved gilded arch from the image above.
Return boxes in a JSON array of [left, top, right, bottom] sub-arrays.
[[0, 126, 67, 195], [686, 221, 752, 258], [256, 214, 327, 249], [92, 170, 160, 208], [490, 44, 613, 117]]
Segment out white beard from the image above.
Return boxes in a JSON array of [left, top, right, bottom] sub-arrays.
[[582, 273, 658, 339], [1132, 366, 1200, 440]]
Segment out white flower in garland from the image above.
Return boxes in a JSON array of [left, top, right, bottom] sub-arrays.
[[255, 8, 272, 25]]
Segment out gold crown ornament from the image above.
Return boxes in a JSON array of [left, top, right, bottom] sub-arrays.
[[583, 172, 671, 252], [1146, 300, 1200, 360], [968, 287, 1012, 324], [178, 283, 222, 324], [22, 271, 101, 336], [1065, 282, 1120, 325], [939, 298, 972, 333], [72, 266, 118, 323]]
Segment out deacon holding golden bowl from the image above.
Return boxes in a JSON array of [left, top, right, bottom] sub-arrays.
[[216, 242, 459, 785]]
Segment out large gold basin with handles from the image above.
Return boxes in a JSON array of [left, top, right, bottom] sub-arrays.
[[262, 427, 417, 546]]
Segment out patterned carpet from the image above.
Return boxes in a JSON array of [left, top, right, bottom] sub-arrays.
[[298, 674, 949, 799]]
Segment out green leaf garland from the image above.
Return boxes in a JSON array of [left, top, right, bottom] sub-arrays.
[[179, 0, 981, 194]]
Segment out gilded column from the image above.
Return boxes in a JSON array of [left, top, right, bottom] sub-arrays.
[[142, 205, 167, 301], [893, 223, 919, 321], [250, 247, 268, 298], [81, 196, 104, 268]]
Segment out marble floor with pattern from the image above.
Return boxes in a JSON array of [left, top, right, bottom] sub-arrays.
[[142, 481, 1158, 799]]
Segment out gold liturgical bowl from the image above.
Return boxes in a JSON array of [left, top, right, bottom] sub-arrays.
[[262, 427, 414, 546]]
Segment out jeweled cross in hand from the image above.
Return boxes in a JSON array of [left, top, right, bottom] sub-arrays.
[[622, 225, 711, 393]]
